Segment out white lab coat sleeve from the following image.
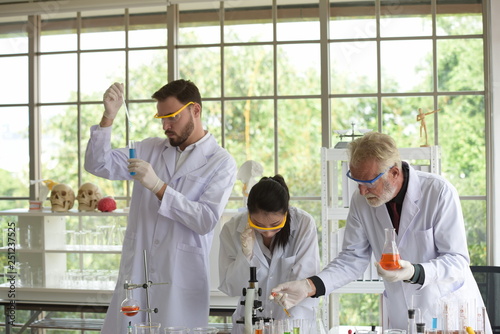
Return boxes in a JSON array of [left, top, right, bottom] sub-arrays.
[[218, 215, 261, 296], [416, 177, 471, 289], [159, 150, 237, 235], [84, 125, 131, 180], [316, 199, 373, 295]]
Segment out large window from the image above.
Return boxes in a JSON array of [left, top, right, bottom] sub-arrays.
[[0, 0, 489, 328]]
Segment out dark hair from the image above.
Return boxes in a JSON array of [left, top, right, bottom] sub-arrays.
[[247, 174, 290, 250], [151, 79, 202, 109]]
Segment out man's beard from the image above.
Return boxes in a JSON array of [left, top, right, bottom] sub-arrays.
[[364, 178, 397, 208], [165, 114, 194, 147]]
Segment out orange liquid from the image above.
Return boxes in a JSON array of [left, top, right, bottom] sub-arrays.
[[380, 253, 402, 270], [255, 329, 263, 334], [121, 306, 140, 316]]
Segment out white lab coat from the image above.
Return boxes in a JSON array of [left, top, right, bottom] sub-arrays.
[[84, 125, 237, 333], [218, 207, 320, 334], [316, 165, 491, 333]]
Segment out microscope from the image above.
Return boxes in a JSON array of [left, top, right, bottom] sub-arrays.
[[236, 267, 271, 334]]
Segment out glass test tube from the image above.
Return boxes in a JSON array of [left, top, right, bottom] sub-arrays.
[[129, 140, 136, 175]]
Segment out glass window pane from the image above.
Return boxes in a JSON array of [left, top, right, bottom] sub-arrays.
[[126, 100, 159, 140], [0, 107, 29, 197], [331, 41, 377, 94], [330, 1, 376, 40], [81, 11, 125, 50], [80, 51, 126, 101], [224, 2, 272, 43], [381, 40, 433, 93], [224, 100, 275, 174], [277, 1, 320, 41], [380, 0, 432, 37], [224, 45, 274, 97], [331, 97, 377, 145], [0, 56, 28, 104], [179, 47, 221, 98], [381, 96, 435, 146], [41, 15, 77, 52], [278, 99, 321, 197], [202, 101, 222, 145], [41, 105, 78, 187], [437, 1, 483, 36], [129, 9, 167, 48], [462, 200, 486, 266], [129, 50, 168, 100], [278, 44, 320, 96], [80, 104, 128, 198], [438, 95, 485, 196], [340, 293, 380, 326], [40, 54, 77, 103], [0, 18, 28, 54], [437, 39, 484, 92], [179, 5, 220, 45]]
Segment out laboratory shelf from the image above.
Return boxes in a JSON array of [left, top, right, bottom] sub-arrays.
[[0, 208, 126, 305], [44, 247, 122, 254], [0, 208, 128, 216]]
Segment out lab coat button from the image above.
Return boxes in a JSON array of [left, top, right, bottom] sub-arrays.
[[154, 239, 159, 245]]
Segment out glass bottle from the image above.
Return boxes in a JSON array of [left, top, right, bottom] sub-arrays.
[[120, 280, 140, 316], [407, 309, 417, 334], [380, 228, 402, 270]]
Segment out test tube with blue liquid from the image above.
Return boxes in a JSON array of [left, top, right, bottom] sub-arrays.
[[129, 140, 136, 175]]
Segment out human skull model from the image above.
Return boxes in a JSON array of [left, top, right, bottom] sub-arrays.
[[76, 182, 103, 211], [50, 184, 75, 212]]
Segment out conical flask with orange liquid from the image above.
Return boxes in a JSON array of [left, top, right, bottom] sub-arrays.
[[380, 228, 402, 270]]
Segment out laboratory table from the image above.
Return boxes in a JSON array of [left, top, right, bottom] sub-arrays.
[[0, 300, 235, 333]]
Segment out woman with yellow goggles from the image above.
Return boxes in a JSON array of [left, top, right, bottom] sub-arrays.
[[218, 174, 320, 333]]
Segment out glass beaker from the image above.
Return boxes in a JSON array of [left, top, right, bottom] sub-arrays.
[[380, 228, 402, 270], [383, 330, 406, 334], [135, 322, 161, 334], [164, 327, 189, 334], [191, 327, 218, 334], [121, 280, 140, 316]]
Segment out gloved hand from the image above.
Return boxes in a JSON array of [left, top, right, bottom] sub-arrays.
[[103, 82, 124, 120], [269, 279, 314, 310], [240, 226, 255, 261], [128, 159, 165, 194], [375, 259, 415, 283]]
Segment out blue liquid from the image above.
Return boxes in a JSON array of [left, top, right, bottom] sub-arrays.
[[129, 148, 136, 175]]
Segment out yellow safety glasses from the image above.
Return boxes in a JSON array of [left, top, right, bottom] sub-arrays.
[[154, 101, 194, 123], [248, 212, 287, 231]]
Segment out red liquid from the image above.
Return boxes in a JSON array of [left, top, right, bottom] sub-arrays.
[[121, 306, 140, 316], [380, 253, 401, 270]]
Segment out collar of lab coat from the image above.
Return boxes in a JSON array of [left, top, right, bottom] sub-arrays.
[[375, 164, 421, 242], [162, 132, 216, 181]]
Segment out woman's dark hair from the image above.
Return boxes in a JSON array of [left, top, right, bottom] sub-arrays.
[[151, 79, 202, 109], [247, 174, 290, 250]]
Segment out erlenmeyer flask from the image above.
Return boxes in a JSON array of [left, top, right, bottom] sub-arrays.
[[380, 228, 402, 270]]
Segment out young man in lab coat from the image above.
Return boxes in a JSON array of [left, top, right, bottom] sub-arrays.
[[270, 132, 491, 333], [84, 80, 237, 333]]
